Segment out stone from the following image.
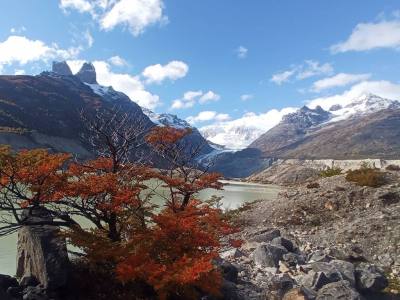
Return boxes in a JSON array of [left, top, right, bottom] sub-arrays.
[[355, 263, 388, 292], [271, 237, 295, 252], [22, 286, 49, 300], [220, 279, 240, 300], [283, 253, 306, 267], [20, 276, 39, 288], [267, 273, 294, 299], [316, 281, 362, 300], [310, 260, 355, 286], [248, 228, 281, 243], [283, 287, 317, 300], [6, 286, 22, 298], [253, 244, 288, 268], [219, 261, 239, 283], [300, 271, 331, 291], [16, 207, 69, 290], [220, 248, 244, 260], [307, 250, 333, 263], [0, 274, 19, 290]]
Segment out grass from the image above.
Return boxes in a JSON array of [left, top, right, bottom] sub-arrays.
[[345, 167, 386, 187]]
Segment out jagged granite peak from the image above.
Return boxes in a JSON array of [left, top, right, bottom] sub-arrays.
[[76, 62, 97, 84], [282, 105, 332, 127], [52, 61, 72, 76]]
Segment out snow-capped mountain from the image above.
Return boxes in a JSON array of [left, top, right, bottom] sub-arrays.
[[141, 108, 192, 129], [250, 93, 400, 159], [326, 93, 400, 122]]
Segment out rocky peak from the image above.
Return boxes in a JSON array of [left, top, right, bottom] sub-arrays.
[[51, 61, 72, 76], [282, 105, 331, 127], [76, 62, 97, 84]]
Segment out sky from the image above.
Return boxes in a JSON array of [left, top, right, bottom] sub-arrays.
[[0, 1, 400, 148]]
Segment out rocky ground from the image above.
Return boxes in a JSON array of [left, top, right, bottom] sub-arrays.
[[218, 171, 400, 299]]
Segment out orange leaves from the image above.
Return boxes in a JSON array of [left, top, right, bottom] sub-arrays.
[[0, 146, 70, 205], [146, 126, 192, 149], [115, 200, 230, 298]]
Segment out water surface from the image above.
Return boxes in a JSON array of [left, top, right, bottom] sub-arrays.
[[0, 180, 280, 275]]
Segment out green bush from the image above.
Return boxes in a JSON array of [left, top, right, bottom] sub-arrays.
[[345, 167, 386, 187], [320, 167, 342, 178]]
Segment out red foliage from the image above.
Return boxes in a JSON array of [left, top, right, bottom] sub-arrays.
[[116, 200, 230, 299]]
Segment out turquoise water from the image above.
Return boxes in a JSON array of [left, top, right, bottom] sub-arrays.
[[0, 180, 280, 276]]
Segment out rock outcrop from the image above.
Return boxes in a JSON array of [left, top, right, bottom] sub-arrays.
[[16, 207, 69, 291], [52, 61, 73, 76], [75, 62, 97, 84]]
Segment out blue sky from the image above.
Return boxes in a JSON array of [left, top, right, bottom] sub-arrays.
[[0, 0, 400, 147]]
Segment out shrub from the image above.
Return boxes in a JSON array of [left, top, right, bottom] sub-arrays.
[[320, 167, 342, 178], [386, 164, 400, 171], [345, 167, 386, 187], [306, 182, 320, 189]]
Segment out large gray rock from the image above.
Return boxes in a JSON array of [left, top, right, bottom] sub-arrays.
[[355, 263, 388, 292], [253, 244, 288, 267], [300, 271, 331, 291], [16, 208, 69, 290], [271, 237, 295, 252], [316, 281, 362, 300], [311, 260, 355, 286], [248, 228, 281, 243]]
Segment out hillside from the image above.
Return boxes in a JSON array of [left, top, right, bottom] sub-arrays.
[[249, 94, 400, 159], [0, 61, 212, 162]]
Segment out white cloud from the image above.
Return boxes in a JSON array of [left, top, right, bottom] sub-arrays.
[[14, 69, 25, 75], [0, 35, 79, 69], [186, 111, 230, 124], [101, 0, 167, 36], [236, 46, 248, 58], [312, 73, 371, 92], [108, 55, 127, 67], [170, 90, 220, 110], [83, 30, 94, 48], [271, 60, 333, 85], [331, 19, 400, 53], [200, 107, 297, 149], [60, 0, 168, 37], [270, 69, 296, 85], [199, 91, 220, 104], [59, 0, 95, 14], [296, 60, 333, 80], [142, 60, 188, 84], [66, 59, 86, 74], [10, 26, 26, 34], [307, 80, 400, 110], [240, 94, 253, 101], [67, 60, 161, 109]]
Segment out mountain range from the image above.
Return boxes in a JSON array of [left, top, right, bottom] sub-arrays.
[[0, 61, 212, 163], [0, 62, 399, 178]]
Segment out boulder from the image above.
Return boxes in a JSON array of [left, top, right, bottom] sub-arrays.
[[283, 253, 306, 267], [300, 271, 331, 291], [283, 287, 317, 300], [16, 207, 69, 290], [308, 250, 333, 263], [220, 248, 244, 260], [271, 237, 295, 252], [311, 260, 355, 286], [0, 274, 19, 291], [253, 244, 288, 268], [219, 261, 239, 283], [22, 285, 49, 300], [248, 228, 281, 243], [266, 273, 294, 299], [316, 281, 362, 300], [355, 263, 388, 292]]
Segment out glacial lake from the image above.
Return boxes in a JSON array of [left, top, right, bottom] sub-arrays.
[[0, 180, 280, 276]]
